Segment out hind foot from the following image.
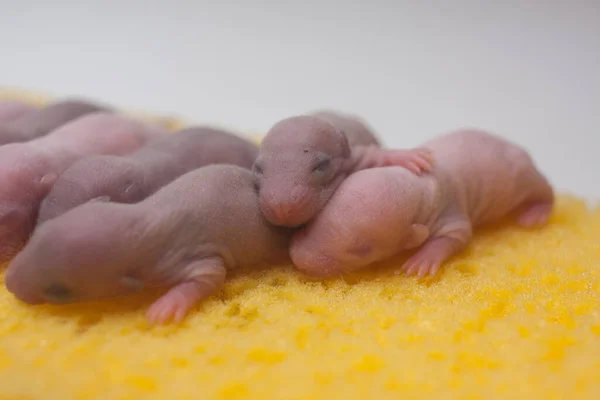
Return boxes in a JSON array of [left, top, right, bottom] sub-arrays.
[[517, 203, 552, 228]]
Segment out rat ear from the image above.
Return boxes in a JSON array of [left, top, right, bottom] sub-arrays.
[[404, 224, 430, 249], [118, 276, 144, 293], [337, 129, 351, 158], [38, 173, 59, 193]]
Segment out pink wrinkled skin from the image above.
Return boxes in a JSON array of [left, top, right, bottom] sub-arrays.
[[5, 165, 293, 325], [290, 128, 554, 279], [254, 110, 434, 227], [0, 112, 165, 261], [0, 99, 110, 145], [37, 126, 258, 223]]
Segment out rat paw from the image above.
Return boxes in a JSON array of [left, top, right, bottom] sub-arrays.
[[387, 147, 434, 175], [517, 203, 552, 228], [146, 290, 194, 325], [400, 252, 442, 278]]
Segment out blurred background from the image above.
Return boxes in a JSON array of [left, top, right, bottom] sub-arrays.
[[1, 1, 599, 198]]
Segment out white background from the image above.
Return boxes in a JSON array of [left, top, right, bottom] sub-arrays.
[[1, 1, 599, 199]]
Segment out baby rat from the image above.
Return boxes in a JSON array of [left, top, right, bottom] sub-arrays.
[[37, 126, 259, 223], [5, 165, 293, 325], [253, 110, 434, 227], [290, 128, 554, 278], [0, 112, 164, 261], [0, 101, 38, 123], [0, 98, 111, 145]]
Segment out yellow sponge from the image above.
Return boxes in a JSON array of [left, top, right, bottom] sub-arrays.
[[1, 90, 600, 399], [1, 196, 599, 399]]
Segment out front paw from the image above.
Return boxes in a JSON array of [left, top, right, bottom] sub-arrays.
[[399, 251, 442, 278], [146, 289, 194, 325], [387, 147, 434, 175]]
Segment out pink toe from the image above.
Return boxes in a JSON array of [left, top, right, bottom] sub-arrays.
[[146, 310, 159, 325], [174, 307, 187, 323], [161, 304, 176, 324], [147, 301, 171, 325]]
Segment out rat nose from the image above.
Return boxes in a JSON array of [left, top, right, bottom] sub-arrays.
[[291, 248, 343, 278], [290, 230, 345, 278], [260, 186, 313, 227], [3, 274, 46, 305], [260, 198, 306, 227], [269, 202, 294, 223], [43, 283, 74, 303]]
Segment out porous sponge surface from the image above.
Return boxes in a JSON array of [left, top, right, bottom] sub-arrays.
[[0, 196, 599, 399], [2, 88, 600, 398]]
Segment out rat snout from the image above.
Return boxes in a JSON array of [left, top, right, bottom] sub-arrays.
[[258, 186, 316, 227], [292, 250, 344, 278], [290, 231, 344, 278], [10, 290, 45, 305], [4, 267, 46, 305], [261, 199, 296, 226]]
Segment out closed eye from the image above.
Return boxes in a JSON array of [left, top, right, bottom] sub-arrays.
[[123, 179, 135, 194], [252, 164, 263, 175], [44, 283, 73, 303], [312, 159, 331, 173]]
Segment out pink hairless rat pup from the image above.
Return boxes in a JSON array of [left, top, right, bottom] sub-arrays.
[[290, 128, 554, 278], [0, 112, 163, 261], [5, 165, 293, 325], [253, 110, 434, 227], [0, 99, 111, 145], [37, 126, 258, 223]]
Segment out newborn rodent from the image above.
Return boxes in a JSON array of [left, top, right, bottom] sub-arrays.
[[0, 112, 164, 261], [37, 126, 258, 223], [0, 99, 111, 145], [6, 165, 294, 325], [254, 110, 433, 227], [290, 128, 554, 278]]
